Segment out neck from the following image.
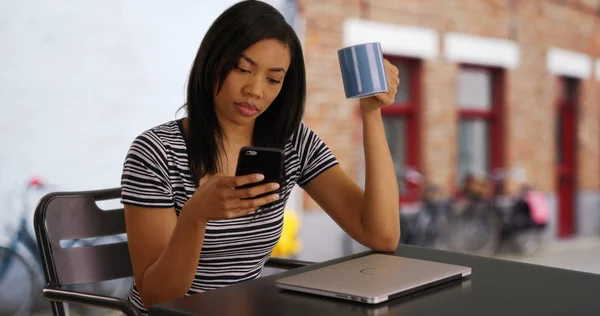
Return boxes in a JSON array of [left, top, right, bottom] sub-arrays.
[[215, 115, 254, 150], [221, 123, 254, 148]]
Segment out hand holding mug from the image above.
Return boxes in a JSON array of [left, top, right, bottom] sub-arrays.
[[337, 42, 400, 113], [358, 58, 400, 113]]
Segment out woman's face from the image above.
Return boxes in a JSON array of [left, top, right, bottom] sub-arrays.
[[214, 39, 291, 127]]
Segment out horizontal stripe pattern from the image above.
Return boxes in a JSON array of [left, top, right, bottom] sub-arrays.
[[121, 119, 338, 315]]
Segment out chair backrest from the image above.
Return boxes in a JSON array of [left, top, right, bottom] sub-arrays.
[[34, 187, 133, 286]]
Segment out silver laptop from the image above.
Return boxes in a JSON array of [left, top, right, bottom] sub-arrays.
[[275, 253, 471, 304]]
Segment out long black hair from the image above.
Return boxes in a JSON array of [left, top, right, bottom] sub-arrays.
[[185, 0, 306, 186]]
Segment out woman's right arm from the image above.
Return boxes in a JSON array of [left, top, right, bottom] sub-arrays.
[[121, 131, 280, 309], [124, 174, 279, 309], [120, 131, 207, 308], [124, 204, 206, 309]]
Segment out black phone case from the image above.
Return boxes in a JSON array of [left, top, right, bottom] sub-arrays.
[[235, 146, 284, 199]]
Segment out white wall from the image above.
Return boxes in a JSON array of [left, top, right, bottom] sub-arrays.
[[0, 0, 339, 273], [0, 0, 305, 227]]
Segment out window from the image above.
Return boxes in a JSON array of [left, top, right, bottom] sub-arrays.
[[456, 66, 504, 185], [381, 57, 421, 202], [556, 77, 578, 165], [555, 76, 578, 237]]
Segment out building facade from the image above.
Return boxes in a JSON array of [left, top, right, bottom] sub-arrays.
[[294, 0, 600, 238]]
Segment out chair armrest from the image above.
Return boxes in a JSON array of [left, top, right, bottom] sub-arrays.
[[43, 285, 141, 316], [265, 257, 314, 270]]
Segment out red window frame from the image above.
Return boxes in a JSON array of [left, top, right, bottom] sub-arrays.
[[381, 56, 421, 203], [555, 76, 578, 237], [456, 64, 505, 188]]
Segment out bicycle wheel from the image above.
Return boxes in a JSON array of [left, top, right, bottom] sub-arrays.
[[12, 228, 49, 313], [449, 202, 501, 256], [0, 245, 38, 316], [419, 211, 453, 251]]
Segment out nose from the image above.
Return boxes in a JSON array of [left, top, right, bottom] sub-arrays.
[[243, 77, 263, 99]]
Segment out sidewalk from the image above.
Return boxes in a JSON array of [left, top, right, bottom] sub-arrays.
[[495, 236, 600, 275]]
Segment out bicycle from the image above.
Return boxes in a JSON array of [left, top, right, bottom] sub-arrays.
[[342, 167, 455, 254], [0, 177, 132, 316], [398, 168, 454, 251], [0, 177, 49, 316], [448, 167, 549, 257]]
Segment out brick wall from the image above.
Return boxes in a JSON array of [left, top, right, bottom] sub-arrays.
[[298, 0, 600, 209], [298, 0, 361, 209], [541, 1, 600, 192]]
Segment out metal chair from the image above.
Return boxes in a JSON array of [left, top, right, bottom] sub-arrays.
[[34, 187, 312, 316]]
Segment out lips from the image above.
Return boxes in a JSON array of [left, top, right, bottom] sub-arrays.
[[235, 102, 259, 116]]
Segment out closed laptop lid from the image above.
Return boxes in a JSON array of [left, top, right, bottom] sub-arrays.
[[276, 254, 471, 299]]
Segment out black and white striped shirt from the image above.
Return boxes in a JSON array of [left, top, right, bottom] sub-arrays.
[[120, 119, 338, 314]]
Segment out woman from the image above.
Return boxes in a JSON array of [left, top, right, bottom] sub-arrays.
[[121, 0, 401, 313]]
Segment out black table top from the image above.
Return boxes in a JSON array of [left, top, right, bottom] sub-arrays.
[[149, 244, 600, 316]]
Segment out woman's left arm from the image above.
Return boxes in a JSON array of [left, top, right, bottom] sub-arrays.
[[304, 59, 401, 252]]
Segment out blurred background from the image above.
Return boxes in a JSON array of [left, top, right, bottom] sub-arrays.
[[1, 0, 599, 315]]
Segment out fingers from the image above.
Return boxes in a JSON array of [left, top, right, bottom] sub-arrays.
[[375, 92, 396, 105], [221, 173, 265, 189], [377, 77, 398, 105], [217, 189, 280, 219], [387, 77, 400, 92], [204, 174, 281, 220], [380, 59, 399, 103], [217, 176, 281, 210], [390, 72, 400, 87], [384, 59, 399, 77], [386, 69, 400, 87], [384, 59, 399, 76], [232, 182, 280, 200], [232, 192, 281, 210], [224, 191, 280, 218], [383, 58, 400, 88]]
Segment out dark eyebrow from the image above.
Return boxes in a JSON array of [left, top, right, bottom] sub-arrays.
[[241, 54, 286, 74]]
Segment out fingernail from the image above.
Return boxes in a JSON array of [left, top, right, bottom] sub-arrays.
[[272, 194, 280, 201], [256, 174, 264, 181], [271, 183, 280, 190]]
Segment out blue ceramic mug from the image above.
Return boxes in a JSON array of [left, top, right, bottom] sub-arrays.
[[337, 42, 388, 99]]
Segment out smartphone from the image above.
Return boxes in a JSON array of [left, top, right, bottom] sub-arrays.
[[234, 146, 285, 199]]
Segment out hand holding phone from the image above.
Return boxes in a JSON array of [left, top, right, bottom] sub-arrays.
[[235, 146, 285, 199], [180, 147, 284, 222], [181, 173, 280, 222]]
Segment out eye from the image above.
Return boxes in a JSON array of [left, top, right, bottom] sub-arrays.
[[236, 66, 251, 74], [268, 78, 282, 85]]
